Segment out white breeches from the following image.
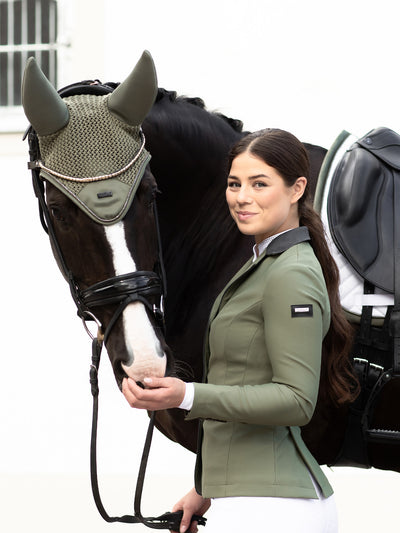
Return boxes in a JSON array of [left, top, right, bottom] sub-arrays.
[[203, 479, 338, 533]]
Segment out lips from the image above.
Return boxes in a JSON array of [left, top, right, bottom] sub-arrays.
[[236, 211, 257, 221]]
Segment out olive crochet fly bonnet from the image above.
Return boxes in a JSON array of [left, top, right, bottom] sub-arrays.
[[22, 50, 157, 225]]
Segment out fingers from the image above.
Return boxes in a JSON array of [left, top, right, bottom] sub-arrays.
[[122, 378, 159, 409], [143, 376, 166, 388], [121, 377, 186, 410], [121, 378, 148, 409], [170, 488, 209, 533], [180, 508, 196, 533]]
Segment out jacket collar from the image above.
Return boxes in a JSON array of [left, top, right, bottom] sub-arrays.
[[260, 226, 310, 258]]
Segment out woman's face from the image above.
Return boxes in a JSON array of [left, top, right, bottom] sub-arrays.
[[226, 151, 306, 244]]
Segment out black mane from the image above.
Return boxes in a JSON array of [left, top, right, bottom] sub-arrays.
[[155, 88, 246, 134], [143, 89, 252, 333]]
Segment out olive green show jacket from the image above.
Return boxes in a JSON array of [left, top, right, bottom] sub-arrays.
[[186, 227, 334, 499]]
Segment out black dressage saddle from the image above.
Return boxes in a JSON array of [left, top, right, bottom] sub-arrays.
[[328, 127, 400, 295], [322, 127, 400, 466]]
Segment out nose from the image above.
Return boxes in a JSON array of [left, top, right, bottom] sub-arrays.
[[121, 302, 167, 383], [236, 184, 252, 204]]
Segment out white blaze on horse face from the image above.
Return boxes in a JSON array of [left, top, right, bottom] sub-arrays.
[[103, 222, 166, 382]]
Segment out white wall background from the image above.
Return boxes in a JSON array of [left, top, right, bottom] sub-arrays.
[[1, 0, 399, 531]]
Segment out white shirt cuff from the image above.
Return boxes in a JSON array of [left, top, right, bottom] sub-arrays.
[[178, 382, 194, 411]]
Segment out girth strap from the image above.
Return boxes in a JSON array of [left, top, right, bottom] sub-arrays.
[[391, 169, 400, 375]]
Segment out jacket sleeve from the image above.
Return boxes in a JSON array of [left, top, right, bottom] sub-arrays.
[[186, 257, 329, 427]]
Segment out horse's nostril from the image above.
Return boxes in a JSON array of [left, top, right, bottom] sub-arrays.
[[157, 346, 166, 359]]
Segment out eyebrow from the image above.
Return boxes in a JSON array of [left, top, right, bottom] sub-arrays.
[[228, 174, 269, 180]]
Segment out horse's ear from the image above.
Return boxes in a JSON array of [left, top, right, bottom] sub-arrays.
[[107, 50, 158, 126], [22, 57, 69, 136]]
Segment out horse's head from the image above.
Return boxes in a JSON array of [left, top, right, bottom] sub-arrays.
[[22, 51, 169, 386]]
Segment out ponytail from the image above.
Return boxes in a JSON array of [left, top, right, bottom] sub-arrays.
[[300, 200, 359, 405]]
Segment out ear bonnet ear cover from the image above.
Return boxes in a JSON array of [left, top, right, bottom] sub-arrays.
[[22, 51, 158, 225]]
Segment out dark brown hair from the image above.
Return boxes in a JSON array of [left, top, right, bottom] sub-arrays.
[[229, 128, 358, 405]]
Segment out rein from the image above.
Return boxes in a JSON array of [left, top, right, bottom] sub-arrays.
[[26, 127, 206, 531], [88, 314, 205, 531]]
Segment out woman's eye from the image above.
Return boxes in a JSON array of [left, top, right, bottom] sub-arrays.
[[254, 181, 267, 188], [227, 181, 240, 188]]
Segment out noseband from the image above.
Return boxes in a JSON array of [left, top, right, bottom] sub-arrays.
[[25, 122, 205, 531]]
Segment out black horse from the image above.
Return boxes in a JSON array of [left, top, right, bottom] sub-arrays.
[[141, 88, 334, 454], [22, 53, 400, 474]]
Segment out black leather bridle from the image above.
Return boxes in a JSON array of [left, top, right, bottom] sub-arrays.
[[25, 124, 205, 531]]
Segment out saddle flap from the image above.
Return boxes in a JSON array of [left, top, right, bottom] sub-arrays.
[[328, 127, 397, 293]]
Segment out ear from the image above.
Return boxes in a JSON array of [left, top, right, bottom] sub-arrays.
[[22, 57, 69, 135], [107, 50, 158, 126], [291, 177, 307, 204]]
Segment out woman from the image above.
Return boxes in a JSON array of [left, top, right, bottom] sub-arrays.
[[122, 129, 357, 533]]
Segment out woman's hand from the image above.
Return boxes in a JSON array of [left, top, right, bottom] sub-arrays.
[[171, 487, 211, 533], [122, 376, 186, 411]]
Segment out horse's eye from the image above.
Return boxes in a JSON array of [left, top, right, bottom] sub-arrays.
[[50, 206, 66, 222], [149, 187, 159, 207]]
